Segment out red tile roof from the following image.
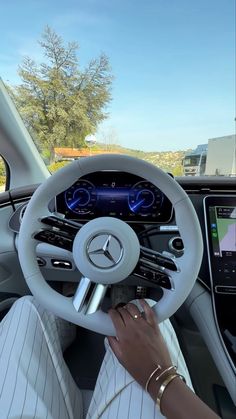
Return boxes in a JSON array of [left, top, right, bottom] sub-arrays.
[[54, 147, 121, 158]]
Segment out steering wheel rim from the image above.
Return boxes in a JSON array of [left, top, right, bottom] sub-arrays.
[[18, 154, 203, 335]]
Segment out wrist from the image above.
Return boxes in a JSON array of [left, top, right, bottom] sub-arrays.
[[146, 366, 186, 414], [148, 373, 162, 400], [146, 365, 176, 400], [159, 376, 185, 415]]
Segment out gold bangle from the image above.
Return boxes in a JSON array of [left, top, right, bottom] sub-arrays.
[[156, 373, 180, 413], [155, 365, 177, 383], [145, 365, 161, 392]]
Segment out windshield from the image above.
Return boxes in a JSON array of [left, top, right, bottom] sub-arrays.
[[1, 0, 235, 178]]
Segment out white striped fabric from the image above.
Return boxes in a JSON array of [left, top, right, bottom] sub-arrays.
[[0, 296, 193, 419], [87, 321, 193, 419], [0, 296, 82, 419]]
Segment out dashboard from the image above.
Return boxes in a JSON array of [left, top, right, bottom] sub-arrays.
[[56, 171, 173, 223]]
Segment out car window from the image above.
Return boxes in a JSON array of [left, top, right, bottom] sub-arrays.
[[0, 156, 6, 193]]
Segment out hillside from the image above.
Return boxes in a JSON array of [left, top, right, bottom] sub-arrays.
[[93, 143, 186, 176]]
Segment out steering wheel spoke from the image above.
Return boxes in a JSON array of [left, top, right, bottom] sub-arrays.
[[34, 216, 82, 251], [133, 262, 174, 290], [140, 246, 179, 272], [73, 277, 107, 314], [40, 215, 83, 233], [34, 229, 74, 251], [132, 245, 178, 290], [40, 215, 83, 236]]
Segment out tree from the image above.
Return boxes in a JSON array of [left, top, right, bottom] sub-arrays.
[[99, 126, 120, 150], [11, 26, 113, 162]]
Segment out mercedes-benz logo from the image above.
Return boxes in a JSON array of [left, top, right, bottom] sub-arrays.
[[86, 233, 124, 269]]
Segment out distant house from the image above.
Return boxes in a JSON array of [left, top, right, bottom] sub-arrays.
[[54, 148, 90, 161], [54, 147, 120, 161]]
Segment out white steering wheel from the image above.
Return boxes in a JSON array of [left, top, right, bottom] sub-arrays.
[[18, 154, 203, 335]]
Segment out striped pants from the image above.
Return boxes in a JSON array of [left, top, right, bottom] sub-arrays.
[[0, 296, 193, 419]]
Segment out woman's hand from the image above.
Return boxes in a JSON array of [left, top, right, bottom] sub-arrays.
[[108, 300, 220, 419], [107, 299, 172, 390]]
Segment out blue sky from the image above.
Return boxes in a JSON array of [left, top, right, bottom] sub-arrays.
[[0, 0, 235, 151]]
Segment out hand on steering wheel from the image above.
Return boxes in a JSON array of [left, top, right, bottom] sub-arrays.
[[108, 300, 172, 389]]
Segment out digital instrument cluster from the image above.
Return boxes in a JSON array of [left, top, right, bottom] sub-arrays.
[[56, 171, 173, 223]]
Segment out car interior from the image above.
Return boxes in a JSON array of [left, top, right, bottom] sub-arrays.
[[0, 76, 236, 418]]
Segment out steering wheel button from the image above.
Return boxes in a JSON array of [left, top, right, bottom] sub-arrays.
[[158, 277, 172, 290], [169, 237, 184, 253]]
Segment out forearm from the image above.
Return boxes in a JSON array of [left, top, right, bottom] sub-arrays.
[[148, 375, 220, 419]]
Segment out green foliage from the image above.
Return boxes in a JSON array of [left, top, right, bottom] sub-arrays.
[[0, 176, 6, 187], [95, 143, 185, 175], [0, 159, 6, 188], [0, 159, 6, 176], [11, 26, 113, 163], [171, 165, 184, 176]]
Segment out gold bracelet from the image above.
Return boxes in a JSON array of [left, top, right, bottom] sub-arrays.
[[156, 373, 186, 414], [155, 365, 177, 383], [145, 365, 161, 392], [156, 373, 180, 413]]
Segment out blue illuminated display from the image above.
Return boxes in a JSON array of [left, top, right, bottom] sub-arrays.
[[57, 171, 172, 223]]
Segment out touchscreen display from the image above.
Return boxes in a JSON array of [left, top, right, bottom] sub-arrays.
[[209, 206, 236, 258]]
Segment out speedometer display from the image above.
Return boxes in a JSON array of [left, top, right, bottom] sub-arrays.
[[57, 171, 173, 223], [65, 180, 97, 214], [128, 181, 163, 216]]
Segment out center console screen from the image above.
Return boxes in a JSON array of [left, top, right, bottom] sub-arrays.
[[204, 198, 236, 371], [209, 205, 236, 259], [204, 196, 236, 294]]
